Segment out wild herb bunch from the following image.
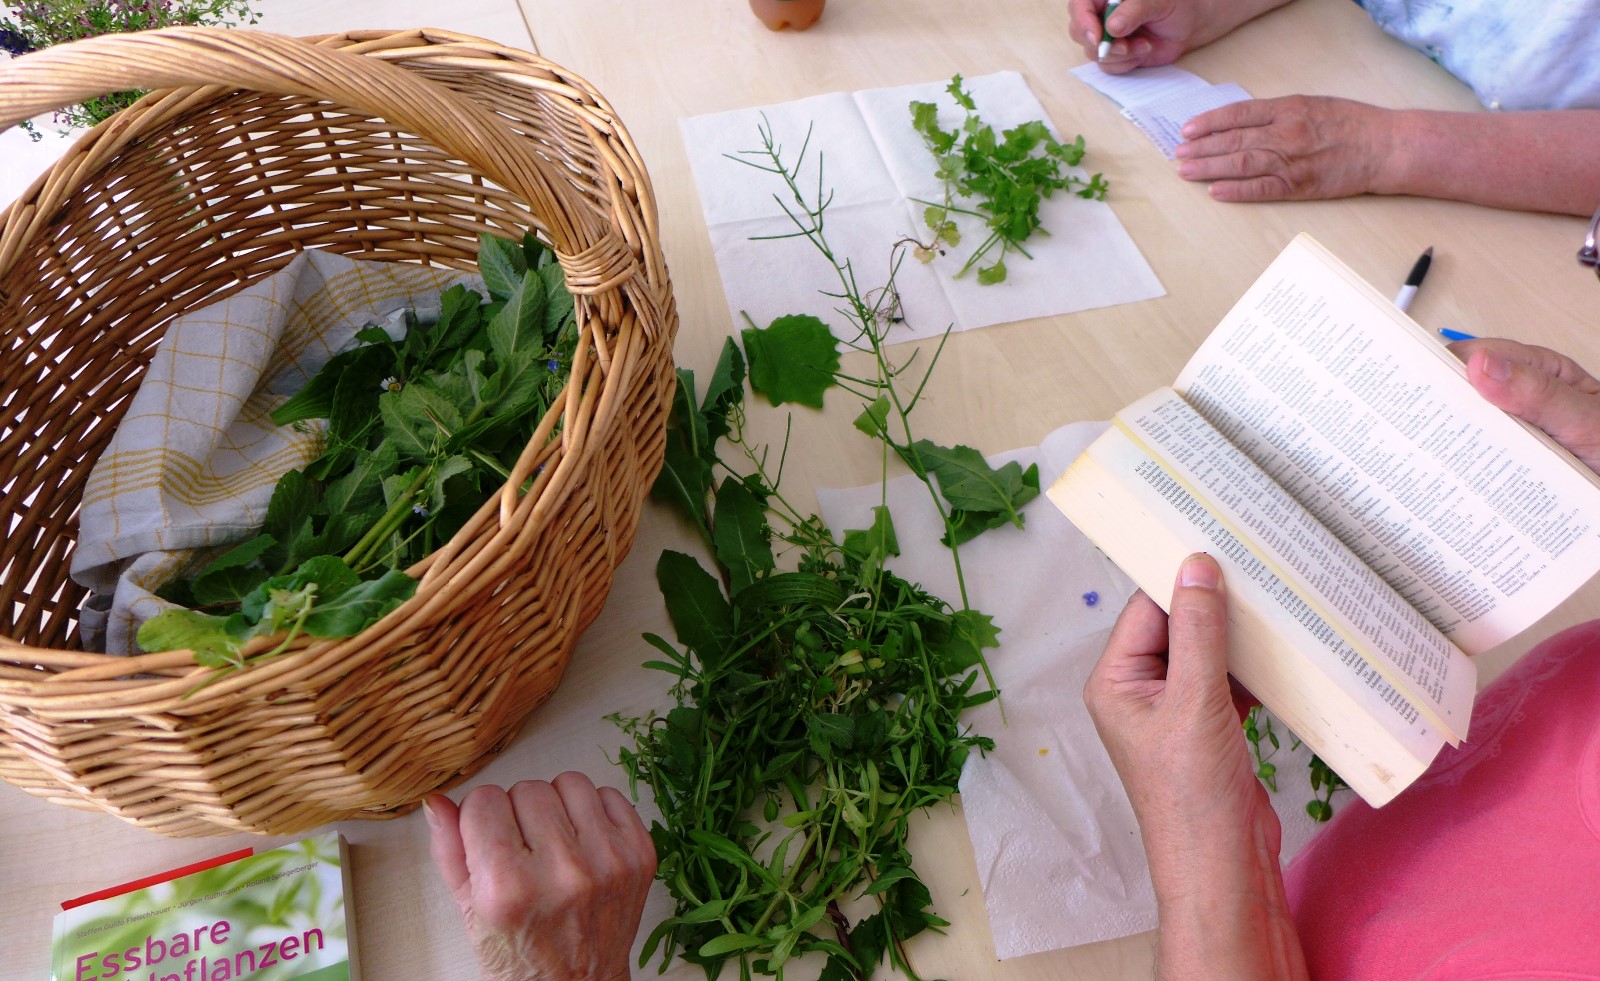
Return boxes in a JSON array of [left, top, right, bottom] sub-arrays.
[[617, 342, 1001, 980], [1, 0, 259, 137], [614, 122, 1043, 980]]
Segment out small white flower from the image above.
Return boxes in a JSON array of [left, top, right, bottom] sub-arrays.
[[381, 376, 403, 392]]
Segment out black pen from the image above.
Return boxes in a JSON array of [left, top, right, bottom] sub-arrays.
[[1393, 246, 1433, 312]]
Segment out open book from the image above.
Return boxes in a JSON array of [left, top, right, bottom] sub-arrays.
[[1050, 234, 1600, 806]]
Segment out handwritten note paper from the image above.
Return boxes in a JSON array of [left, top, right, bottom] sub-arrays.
[[1072, 63, 1254, 159]]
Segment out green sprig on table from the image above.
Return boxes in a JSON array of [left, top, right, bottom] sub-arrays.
[[139, 232, 577, 671], [910, 74, 1109, 284], [1245, 706, 1351, 822], [612, 121, 1041, 980]]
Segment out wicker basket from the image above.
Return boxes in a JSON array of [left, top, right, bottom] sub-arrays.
[[0, 27, 677, 836]]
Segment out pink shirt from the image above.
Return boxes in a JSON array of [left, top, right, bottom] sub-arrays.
[[1284, 620, 1600, 979]]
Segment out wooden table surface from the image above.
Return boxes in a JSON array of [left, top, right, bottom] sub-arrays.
[[4, 0, 1598, 978]]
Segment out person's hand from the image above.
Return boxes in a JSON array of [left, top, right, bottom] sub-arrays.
[[1452, 338, 1600, 476], [1084, 553, 1269, 864], [1067, 0, 1293, 74], [1173, 95, 1397, 202], [425, 772, 658, 981], [1085, 554, 1308, 979]]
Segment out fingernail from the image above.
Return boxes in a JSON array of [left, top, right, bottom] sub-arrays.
[[1482, 351, 1512, 381], [1087, 28, 1098, 47], [1180, 554, 1220, 589], [1177, 162, 1197, 179], [1180, 122, 1197, 139], [422, 796, 441, 829]]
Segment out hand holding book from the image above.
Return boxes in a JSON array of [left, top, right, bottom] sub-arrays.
[[1087, 554, 1311, 981], [1053, 235, 1600, 806], [1453, 338, 1600, 477], [1080, 327, 1600, 981]]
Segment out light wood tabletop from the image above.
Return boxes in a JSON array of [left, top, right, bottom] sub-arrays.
[[4, 0, 1598, 978]]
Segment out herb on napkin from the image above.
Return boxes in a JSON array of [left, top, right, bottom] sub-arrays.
[[1245, 706, 1351, 821], [910, 74, 1109, 285]]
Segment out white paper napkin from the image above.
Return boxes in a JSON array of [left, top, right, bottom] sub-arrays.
[[681, 72, 1164, 344], [818, 421, 1327, 959]]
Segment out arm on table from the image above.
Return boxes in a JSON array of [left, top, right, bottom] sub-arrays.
[[1177, 100, 1600, 216], [425, 772, 657, 981], [1085, 555, 1309, 981], [1065, 0, 1295, 73]]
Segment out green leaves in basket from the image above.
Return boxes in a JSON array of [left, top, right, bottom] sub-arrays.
[[144, 231, 580, 672], [136, 610, 248, 668], [141, 555, 417, 669]]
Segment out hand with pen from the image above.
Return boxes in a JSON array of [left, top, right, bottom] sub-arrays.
[[1063, 0, 1600, 217], [1066, 0, 1292, 75]]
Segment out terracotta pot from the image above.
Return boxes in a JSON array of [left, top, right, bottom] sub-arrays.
[[749, 0, 826, 31]]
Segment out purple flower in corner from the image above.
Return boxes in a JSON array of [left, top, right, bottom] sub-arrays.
[[546, 359, 561, 373], [1082, 591, 1099, 608], [0, 25, 33, 57]]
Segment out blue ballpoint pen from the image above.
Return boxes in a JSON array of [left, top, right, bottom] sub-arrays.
[[1438, 328, 1477, 342]]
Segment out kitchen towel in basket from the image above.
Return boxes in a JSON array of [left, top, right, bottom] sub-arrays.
[[71, 251, 480, 654]]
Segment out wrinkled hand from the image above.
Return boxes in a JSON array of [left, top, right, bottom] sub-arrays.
[[1453, 338, 1600, 476], [1084, 554, 1272, 877], [1175, 96, 1396, 203], [1067, 0, 1291, 73], [425, 773, 658, 981]]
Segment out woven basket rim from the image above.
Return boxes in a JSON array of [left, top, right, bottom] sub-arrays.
[[0, 27, 678, 834]]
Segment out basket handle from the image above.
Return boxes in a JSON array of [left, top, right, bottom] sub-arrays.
[[0, 27, 637, 294]]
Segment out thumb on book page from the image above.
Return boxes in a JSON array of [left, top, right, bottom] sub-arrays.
[[1165, 553, 1231, 698]]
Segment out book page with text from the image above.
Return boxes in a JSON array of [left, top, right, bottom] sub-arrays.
[[1056, 413, 1449, 802], [1176, 235, 1600, 655], [1116, 389, 1475, 742]]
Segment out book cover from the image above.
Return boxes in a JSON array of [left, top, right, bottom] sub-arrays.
[[51, 832, 358, 981]]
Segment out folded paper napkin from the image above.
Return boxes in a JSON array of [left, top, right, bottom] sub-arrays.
[[817, 422, 1326, 958], [71, 250, 480, 654]]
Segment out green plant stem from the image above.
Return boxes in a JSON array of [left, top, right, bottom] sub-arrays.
[[343, 467, 429, 571], [756, 125, 976, 614]]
